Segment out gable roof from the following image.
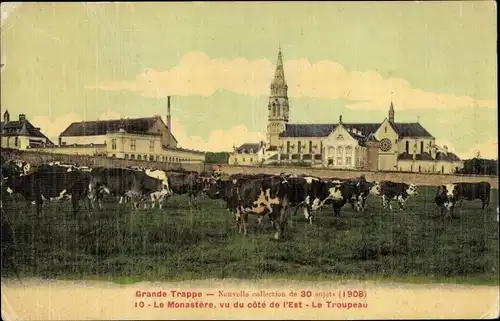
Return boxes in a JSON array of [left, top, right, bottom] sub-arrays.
[[278, 122, 434, 139], [60, 117, 158, 137], [1, 120, 55, 145], [59, 116, 178, 143], [235, 143, 264, 154]]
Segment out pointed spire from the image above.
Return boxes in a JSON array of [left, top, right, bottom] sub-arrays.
[[388, 100, 395, 123], [271, 47, 287, 93]]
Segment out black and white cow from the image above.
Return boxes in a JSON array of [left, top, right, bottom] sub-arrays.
[[377, 181, 418, 211], [121, 167, 172, 209], [3, 163, 91, 216], [88, 167, 164, 210], [226, 175, 292, 239], [166, 170, 212, 206], [434, 182, 491, 218]]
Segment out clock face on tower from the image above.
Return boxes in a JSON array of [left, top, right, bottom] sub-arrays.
[[379, 138, 392, 152]]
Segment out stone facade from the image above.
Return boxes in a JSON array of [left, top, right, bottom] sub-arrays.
[[232, 48, 464, 174]]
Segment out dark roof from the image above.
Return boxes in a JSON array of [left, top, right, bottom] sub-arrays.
[[235, 143, 263, 154], [60, 117, 158, 137], [266, 146, 279, 151], [1, 120, 55, 145], [279, 122, 434, 139], [397, 151, 461, 162], [435, 151, 461, 162]]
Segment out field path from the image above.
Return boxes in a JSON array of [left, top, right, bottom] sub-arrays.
[[2, 278, 499, 320]]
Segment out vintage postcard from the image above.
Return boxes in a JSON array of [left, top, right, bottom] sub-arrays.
[[1, 1, 498, 320]]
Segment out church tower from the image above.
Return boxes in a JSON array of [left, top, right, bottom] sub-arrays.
[[266, 47, 290, 149], [388, 100, 395, 123]]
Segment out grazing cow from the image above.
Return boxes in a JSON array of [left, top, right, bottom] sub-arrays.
[[353, 180, 382, 212], [227, 175, 291, 239], [283, 176, 328, 225], [89, 167, 164, 210], [378, 181, 418, 211], [1, 215, 21, 282], [314, 180, 361, 217], [165, 171, 208, 206], [3, 164, 91, 217], [434, 182, 491, 218]]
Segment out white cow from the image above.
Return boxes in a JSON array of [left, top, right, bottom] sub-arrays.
[[144, 169, 172, 209]]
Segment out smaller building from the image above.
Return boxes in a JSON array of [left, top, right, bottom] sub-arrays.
[[228, 141, 267, 166], [0, 110, 54, 150]]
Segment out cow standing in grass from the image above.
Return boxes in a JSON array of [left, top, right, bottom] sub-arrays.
[[226, 175, 292, 239], [3, 163, 91, 218], [434, 182, 491, 218], [377, 181, 418, 211]]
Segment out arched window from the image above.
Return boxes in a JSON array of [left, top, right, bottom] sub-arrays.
[[384, 127, 387, 133]]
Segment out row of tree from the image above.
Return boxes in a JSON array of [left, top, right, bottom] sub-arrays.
[[457, 158, 498, 176]]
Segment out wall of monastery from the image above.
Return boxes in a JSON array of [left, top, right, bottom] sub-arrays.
[[216, 164, 499, 189], [2, 149, 497, 188], [2, 149, 205, 173]]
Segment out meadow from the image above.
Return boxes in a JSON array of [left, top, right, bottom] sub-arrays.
[[1, 186, 499, 285]]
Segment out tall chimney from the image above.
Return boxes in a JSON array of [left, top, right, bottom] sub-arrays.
[[167, 96, 172, 147]]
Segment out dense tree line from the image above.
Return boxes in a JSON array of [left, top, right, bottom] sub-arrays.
[[205, 152, 229, 164], [457, 158, 498, 176]]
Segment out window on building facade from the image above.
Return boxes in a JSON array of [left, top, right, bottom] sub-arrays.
[[243, 157, 246, 162], [418, 165, 421, 172], [111, 139, 117, 150], [345, 146, 353, 166], [277, 107, 280, 117], [441, 166, 444, 173], [149, 155, 154, 161], [131, 139, 136, 151], [298, 141, 302, 153], [405, 141, 409, 153], [309, 141, 313, 153], [14, 137, 18, 147], [336, 146, 343, 165], [420, 141, 424, 154], [130, 154, 135, 159], [156, 156, 159, 161], [250, 158, 253, 163], [287, 141, 290, 153], [112, 154, 116, 158], [272, 105, 276, 117], [124, 154, 129, 159], [149, 140, 154, 152], [384, 127, 387, 133], [328, 159, 333, 165]]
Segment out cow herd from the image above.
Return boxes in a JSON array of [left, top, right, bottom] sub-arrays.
[[1, 159, 495, 241]]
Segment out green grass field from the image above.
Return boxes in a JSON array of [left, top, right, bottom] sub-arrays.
[[2, 185, 499, 285]]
